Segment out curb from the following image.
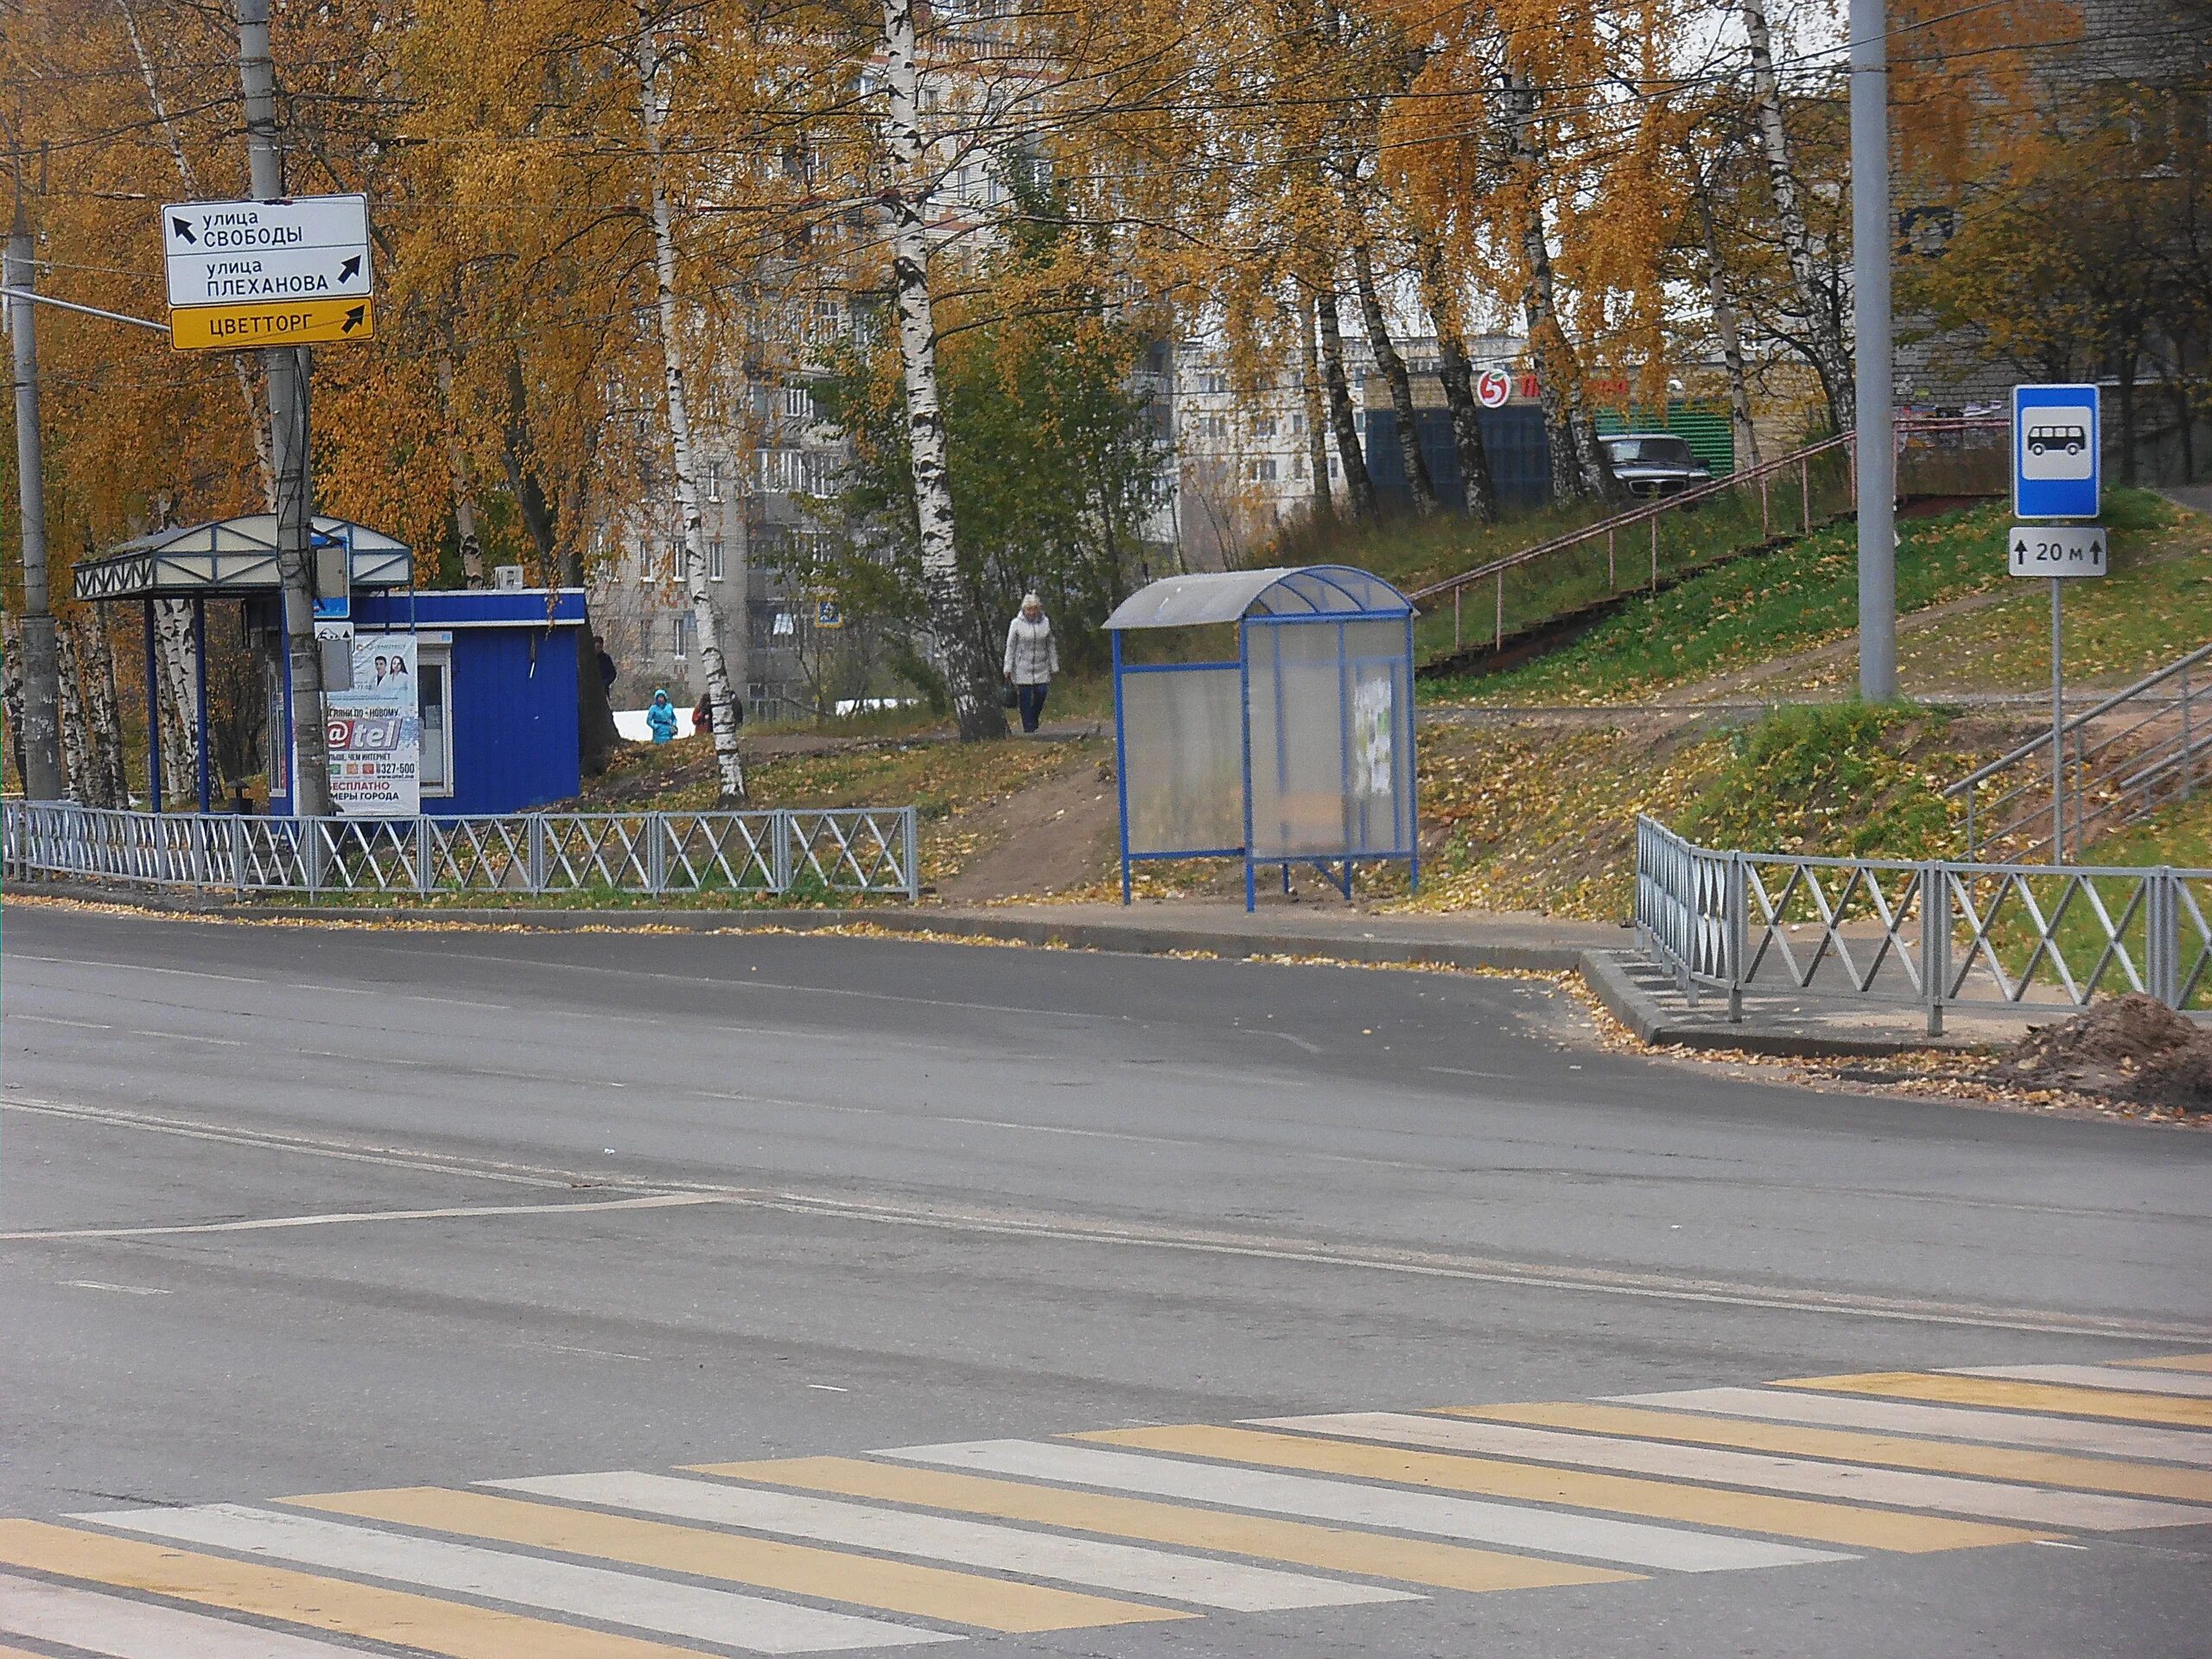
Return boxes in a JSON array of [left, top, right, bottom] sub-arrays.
[[8, 878, 1963, 1058], [1576, 945, 1980, 1058]]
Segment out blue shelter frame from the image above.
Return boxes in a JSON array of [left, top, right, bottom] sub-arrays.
[[1105, 563, 1419, 911]]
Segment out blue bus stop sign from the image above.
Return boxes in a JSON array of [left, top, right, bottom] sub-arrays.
[[2012, 383, 2100, 519]]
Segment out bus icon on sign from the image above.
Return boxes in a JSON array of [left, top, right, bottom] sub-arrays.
[[2023, 416, 2093, 477]]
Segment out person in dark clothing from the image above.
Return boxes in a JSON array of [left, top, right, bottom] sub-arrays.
[[594, 634, 618, 693], [693, 690, 743, 734]]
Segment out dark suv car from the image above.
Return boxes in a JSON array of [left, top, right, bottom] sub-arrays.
[[1599, 433, 1713, 498]]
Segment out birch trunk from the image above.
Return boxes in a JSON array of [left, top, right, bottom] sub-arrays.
[[883, 0, 1004, 740], [88, 613, 130, 807], [1741, 0, 1853, 432], [2, 614, 25, 788], [637, 14, 747, 799], [436, 355, 487, 588], [1315, 288, 1378, 519], [1694, 188, 1762, 472], [156, 598, 197, 798], [1297, 290, 1332, 517], [1503, 72, 1618, 505], [1350, 241, 1436, 515], [55, 618, 89, 804], [1409, 226, 1499, 524]]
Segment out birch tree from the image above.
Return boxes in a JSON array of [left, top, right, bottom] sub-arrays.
[[634, 8, 746, 798], [881, 0, 1003, 740]]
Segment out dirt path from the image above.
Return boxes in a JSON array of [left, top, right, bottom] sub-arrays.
[[936, 752, 1121, 901]]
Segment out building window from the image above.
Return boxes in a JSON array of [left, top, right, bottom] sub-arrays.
[[784, 385, 812, 422], [1198, 412, 1228, 439], [1293, 454, 1306, 479], [1249, 458, 1278, 481], [706, 459, 721, 502], [1251, 415, 1277, 439], [672, 613, 693, 659], [418, 648, 453, 796], [1292, 412, 1306, 435], [709, 538, 725, 582], [1199, 371, 1228, 395]]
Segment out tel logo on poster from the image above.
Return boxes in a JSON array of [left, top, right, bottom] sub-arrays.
[[2012, 383, 2100, 519]]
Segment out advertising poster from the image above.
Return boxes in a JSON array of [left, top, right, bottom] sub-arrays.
[[325, 633, 421, 816]]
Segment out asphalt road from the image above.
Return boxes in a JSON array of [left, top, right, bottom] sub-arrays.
[[3, 900, 2210, 1657]]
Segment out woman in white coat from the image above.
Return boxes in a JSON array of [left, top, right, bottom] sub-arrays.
[[1001, 593, 1059, 734]]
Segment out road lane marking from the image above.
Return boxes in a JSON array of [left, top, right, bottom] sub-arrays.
[[77, 1504, 950, 1653], [1457, 1402, 2212, 1504], [1255, 1411, 2209, 1531], [283, 1486, 1182, 1634], [1618, 1386, 2212, 1465], [877, 1441, 1846, 1573], [62, 1281, 171, 1295], [1777, 1372, 2212, 1429], [1948, 1363, 2212, 1400], [1075, 1425, 2040, 1554], [2121, 1354, 2212, 1375], [130, 1029, 245, 1046], [0, 1520, 718, 1659], [692, 1458, 1637, 1595], [0, 1571, 365, 1658], [6, 1014, 112, 1030], [491, 1471, 1409, 1613], [6, 954, 270, 986], [2, 1192, 723, 1243]]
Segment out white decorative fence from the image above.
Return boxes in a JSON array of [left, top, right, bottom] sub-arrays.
[[3, 802, 920, 903]]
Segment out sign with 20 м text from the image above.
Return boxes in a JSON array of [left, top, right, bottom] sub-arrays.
[[2009, 524, 2107, 578], [2012, 383, 2099, 519], [162, 194, 373, 352]]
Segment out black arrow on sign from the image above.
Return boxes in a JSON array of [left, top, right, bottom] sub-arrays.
[[341, 304, 365, 334], [171, 216, 196, 245], [338, 255, 361, 283]]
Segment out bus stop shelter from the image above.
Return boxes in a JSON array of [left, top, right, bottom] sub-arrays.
[[71, 514, 411, 813], [1105, 563, 1418, 909]]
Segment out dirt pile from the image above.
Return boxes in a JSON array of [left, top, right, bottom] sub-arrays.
[[1993, 994, 2212, 1110]]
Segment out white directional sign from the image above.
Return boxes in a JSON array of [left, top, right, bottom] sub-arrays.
[[2009, 524, 2107, 578], [160, 194, 374, 351]]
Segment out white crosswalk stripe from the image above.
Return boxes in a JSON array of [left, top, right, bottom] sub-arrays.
[[0, 1572, 362, 1659], [1252, 1411, 2212, 1531], [1616, 1386, 2212, 1465], [74, 1504, 953, 1654], [880, 1440, 1851, 1573], [490, 1470, 1414, 1612], [1948, 1363, 2212, 1400]]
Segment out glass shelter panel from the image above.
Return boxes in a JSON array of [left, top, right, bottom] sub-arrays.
[[1121, 666, 1245, 855], [1247, 620, 1354, 860], [1340, 618, 1413, 855]]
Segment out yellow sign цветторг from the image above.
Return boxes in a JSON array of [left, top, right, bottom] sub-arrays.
[[168, 296, 373, 352]]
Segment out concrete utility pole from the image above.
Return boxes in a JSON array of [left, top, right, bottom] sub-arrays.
[[237, 0, 330, 814], [6, 196, 64, 799], [1851, 0, 1897, 701]]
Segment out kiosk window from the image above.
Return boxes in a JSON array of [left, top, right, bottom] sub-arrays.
[[418, 651, 452, 795]]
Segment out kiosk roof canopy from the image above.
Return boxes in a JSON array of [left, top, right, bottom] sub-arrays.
[[73, 515, 412, 603], [1103, 564, 1411, 631]]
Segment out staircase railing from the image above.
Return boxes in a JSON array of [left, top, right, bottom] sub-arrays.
[[1945, 642, 2212, 863], [1412, 417, 2006, 661]]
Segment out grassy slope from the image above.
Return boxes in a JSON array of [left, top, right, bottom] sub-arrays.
[[1427, 489, 2188, 706]]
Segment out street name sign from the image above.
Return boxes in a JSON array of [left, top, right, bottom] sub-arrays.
[[2012, 382, 2099, 519], [161, 194, 374, 352], [2009, 524, 2107, 577]]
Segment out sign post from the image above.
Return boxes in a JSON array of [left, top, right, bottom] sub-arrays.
[[2010, 385, 2102, 861]]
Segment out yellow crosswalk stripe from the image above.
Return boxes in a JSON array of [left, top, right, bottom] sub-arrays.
[[284, 1486, 1181, 1634], [1073, 1426, 2044, 1554], [690, 1458, 1638, 1595], [2121, 1355, 2212, 1376], [0, 1646, 49, 1658], [0, 1520, 710, 1659], [1448, 1402, 2212, 1504], [1776, 1373, 2212, 1429]]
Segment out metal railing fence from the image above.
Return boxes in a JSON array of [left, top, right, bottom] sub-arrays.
[[1414, 418, 2006, 661], [2, 801, 921, 903], [1635, 816, 2212, 1036], [1945, 641, 2212, 863]]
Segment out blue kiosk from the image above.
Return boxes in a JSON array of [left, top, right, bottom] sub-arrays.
[[72, 515, 591, 816], [1105, 564, 1419, 909]]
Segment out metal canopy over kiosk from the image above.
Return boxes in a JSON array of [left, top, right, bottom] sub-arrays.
[[1105, 563, 1418, 910], [72, 515, 411, 815]]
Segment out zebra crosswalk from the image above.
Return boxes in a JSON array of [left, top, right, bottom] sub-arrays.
[[3, 1351, 2209, 1656]]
